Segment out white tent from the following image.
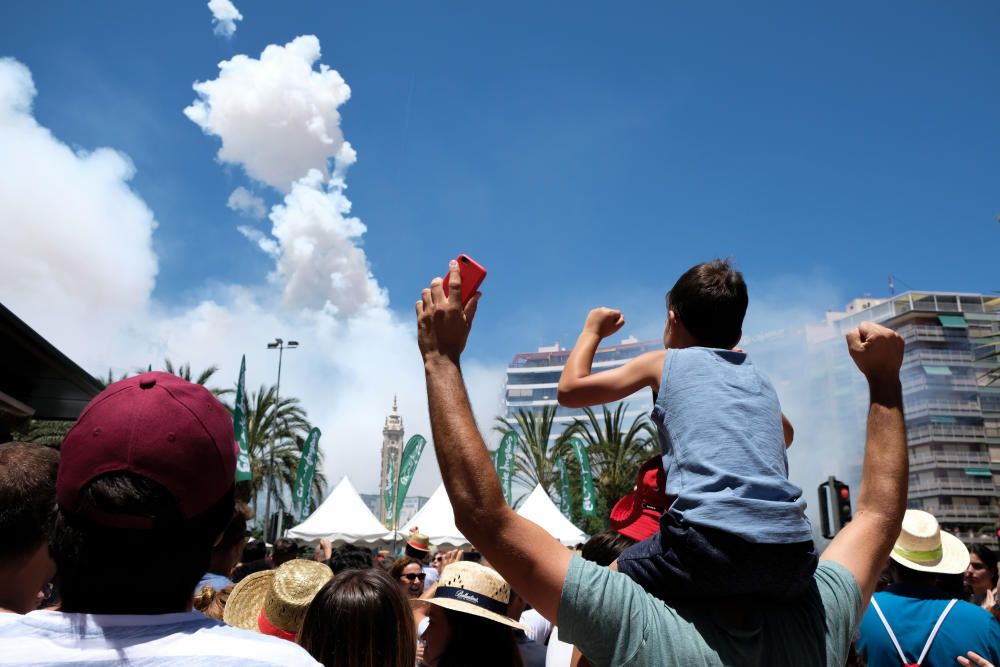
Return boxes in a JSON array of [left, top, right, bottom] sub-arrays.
[[400, 484, 470, 549], [285, 477, 398, 547], [515, 485, 588, 546]]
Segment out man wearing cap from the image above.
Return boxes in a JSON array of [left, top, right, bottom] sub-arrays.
[[0, 372, 319, 666], [856, 509, 1000, 667], [416, 264, 912, 666]]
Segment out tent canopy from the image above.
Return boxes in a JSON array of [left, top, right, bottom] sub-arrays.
[[285, 477, 398, 547], [515, 485, 588, 547], [400, 484, 470, 549]]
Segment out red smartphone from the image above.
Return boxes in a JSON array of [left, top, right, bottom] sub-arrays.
[[442, 254, 487, 306]]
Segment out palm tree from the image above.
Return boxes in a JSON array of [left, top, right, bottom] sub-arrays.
[[240, 384, 326, 517], [494, 406, 571, 496], [17, 419, 74, 446], [162, 359, 233, 398], [562, 404, 658, 532]]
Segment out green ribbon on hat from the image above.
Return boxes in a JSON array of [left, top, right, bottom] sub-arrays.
[[893, 544, 943, 563]]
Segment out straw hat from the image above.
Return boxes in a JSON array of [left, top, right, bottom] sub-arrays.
[[223, 559, 332, 640], [407, 531, 431, 552], [414, 562, 526, 630], [889, 509, 970, 575]]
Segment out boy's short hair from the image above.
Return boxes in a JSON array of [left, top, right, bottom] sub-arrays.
[[667, 259, 748, 349], [0, 442, 59, 561]]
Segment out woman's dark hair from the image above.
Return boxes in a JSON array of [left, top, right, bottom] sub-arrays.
[[232, 558, 273, 583], [329, 544, 373, 574], [970, 544, 999, 587], [581, 530, 637, 567], [666, 259, 748, 349], [388, 556, 422, 579], [437, 608, 525, 667], [298, 568, 416, 667], [51, 471, 234, 614]]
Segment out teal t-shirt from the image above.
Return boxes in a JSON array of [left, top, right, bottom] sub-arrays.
[[558, 557, 861, 666]]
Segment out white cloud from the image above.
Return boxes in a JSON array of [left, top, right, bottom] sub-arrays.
[[227, 186, 266, 219], [0, 57, 506, 500], [184, 36, 351, 191], [208, 0, 243, 37], [267, 168, 386, 313], [0, 57, 158, 357]]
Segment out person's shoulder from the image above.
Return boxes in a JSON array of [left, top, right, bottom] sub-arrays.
[[189, 623, 320, 664], [947, 598, 1000, 626], [814, 560, 862, 615]]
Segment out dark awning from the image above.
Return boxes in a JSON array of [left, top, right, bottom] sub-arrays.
[[0, 302, 103, 421]]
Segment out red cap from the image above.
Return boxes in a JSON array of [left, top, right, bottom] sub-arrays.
[[57, 372, 237, 527], [609, 456, 671, 542]]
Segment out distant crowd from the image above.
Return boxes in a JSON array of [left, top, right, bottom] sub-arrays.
[[1, 259, 998, 666]]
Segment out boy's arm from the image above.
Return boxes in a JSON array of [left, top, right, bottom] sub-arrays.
[[781, 413, 794, 448], [558, 308, 663, 408]]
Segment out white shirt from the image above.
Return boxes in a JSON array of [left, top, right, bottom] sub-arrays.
[[0, 609, 320, 666], [545, 625, 575, 667]]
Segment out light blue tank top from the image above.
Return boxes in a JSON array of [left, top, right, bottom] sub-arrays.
[[654, 347, 812, 544]]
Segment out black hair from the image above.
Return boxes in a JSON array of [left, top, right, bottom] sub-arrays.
[[0, 442, 59, 561], [581, 530, 637, 567], [404, 543, 429, 561], [241, 538, 267, 562], [970, 544, 999, 587], [232, 558, 273, 583], [272, 537, 300, 566], [298, 568, 416, 667], [329, 544, 374, 574], [52, 471, 234, 614], [667, 259, 748, 349], [437, 608, 525, 667]]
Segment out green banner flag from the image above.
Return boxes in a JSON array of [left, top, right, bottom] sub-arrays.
[[384, 455, 397, 526], [556, 457, 570, 517], [292, 427, 321, 521], [233, 355, 252, 482], [569, 437, 596, 517], [394, 435, 427, 525], [495, 431, 517, 505]]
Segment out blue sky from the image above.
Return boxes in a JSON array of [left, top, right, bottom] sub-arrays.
[[5, 1, 998, 363], [2, 2, 997, 496]]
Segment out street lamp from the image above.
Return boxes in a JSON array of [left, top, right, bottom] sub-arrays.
[[263, 337, 299, 542]]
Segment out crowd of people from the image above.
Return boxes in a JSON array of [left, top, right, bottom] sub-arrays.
[[0, 259, 998, 666]]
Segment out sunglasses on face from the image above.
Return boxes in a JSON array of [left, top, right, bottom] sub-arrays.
[[432, 556, 443, 562], [401, 572, 427, 582]]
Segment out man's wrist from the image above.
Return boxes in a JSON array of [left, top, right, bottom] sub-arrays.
[[423, 353, 461, 373], [867, 376, 902, 407]]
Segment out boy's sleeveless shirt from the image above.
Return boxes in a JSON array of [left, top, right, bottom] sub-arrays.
[[654, 347, 811, 544]]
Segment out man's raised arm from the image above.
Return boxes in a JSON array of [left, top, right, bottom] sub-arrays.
[[416, 262, 571, 622], [821, 321, 907, 610]]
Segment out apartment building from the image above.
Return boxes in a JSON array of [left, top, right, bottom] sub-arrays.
[[827, 291, 1000, 545]]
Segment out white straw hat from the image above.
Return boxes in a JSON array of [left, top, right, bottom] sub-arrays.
[[414, 562, 526, 630], [889, 509, 970, 575]]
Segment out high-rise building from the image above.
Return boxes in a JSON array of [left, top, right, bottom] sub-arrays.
[[826, 291, 1000, 546], [377, 397, 404, 524], [503, 336, 663, 435]]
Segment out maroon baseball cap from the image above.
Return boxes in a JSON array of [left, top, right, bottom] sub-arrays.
[[57, 371, 237, 528], [609, 456, 671, 542]]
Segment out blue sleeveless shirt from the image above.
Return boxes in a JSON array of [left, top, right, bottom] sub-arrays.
[[653, 347, 812, 544]]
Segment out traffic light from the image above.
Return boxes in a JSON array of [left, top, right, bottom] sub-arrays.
[[818, 476, 852, 539]]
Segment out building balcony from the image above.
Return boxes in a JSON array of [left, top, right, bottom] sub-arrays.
[[905, 399, 983, 420], [909, 479, 997, 497], [902, 375, 977, 395], [902, 349, 974, 368], [907, 424, 986, 445], [899, 325, 969, 345], [909, 452, 993, 469], [926, 505, 998, 523]]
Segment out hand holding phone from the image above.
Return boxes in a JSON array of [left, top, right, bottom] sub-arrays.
[[442, 254, 487, 306]]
